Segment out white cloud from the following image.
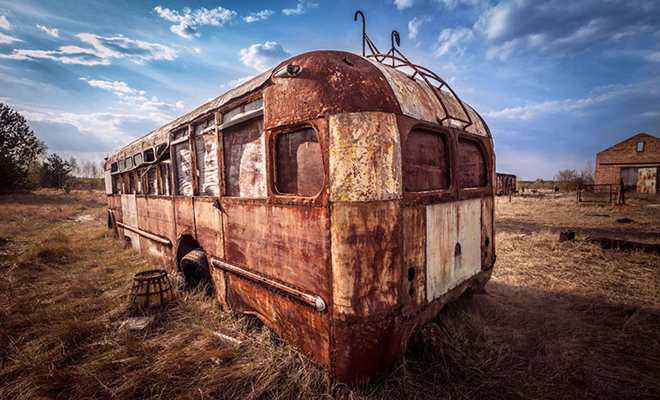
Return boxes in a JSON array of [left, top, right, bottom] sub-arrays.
[[154, 5, 236, 39], [36, 24, 59, 38], [394, 0, 415, 10], [282, 1, 318, 16], [220, 75, 256, 89], [0, 33, 176, 65], [484, 81, 659, 120], [408, 16, 430, 40], [240, 42, 291, 72], [645, 51, 660, 62], [80, 78, 184, 116], [0, 16, 10, 30], [435, 27, 473, 57], [244, 10, 275, 23], [433, 0, 480, 9], [0, 32, 21, 45]]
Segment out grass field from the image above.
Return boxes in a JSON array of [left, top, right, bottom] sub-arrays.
[[1, 189, 659, 399]]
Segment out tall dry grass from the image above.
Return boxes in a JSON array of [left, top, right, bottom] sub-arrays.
[[0, 190, 658, 399]]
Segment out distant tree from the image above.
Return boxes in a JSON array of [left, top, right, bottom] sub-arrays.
[[68, 156, 80, 177], [44, 154, 72, 189], [554, 169, 580, 191], [0, 103, 47, 193], [580, 160, 595, 183]]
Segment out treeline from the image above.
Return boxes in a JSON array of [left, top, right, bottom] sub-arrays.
[[518, 162, 595, 192], [0, 102, 103, 195]]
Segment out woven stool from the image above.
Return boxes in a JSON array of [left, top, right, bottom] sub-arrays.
[[130, 269, 175, 308]]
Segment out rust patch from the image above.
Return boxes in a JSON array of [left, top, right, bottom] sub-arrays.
[[330, 201, 402, 319], [401, 206, 427, 316]]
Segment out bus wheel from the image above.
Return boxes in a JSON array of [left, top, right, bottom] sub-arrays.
[[179, 247, 212, 293]]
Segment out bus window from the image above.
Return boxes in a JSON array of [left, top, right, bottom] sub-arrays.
[[125, 157, 133, 169], [144, 148, 155, 162], [111, 162, 118, 172], [403, 129, 450, 192], [195, 119, 220, 196], [135, 171, 143, 194], [128, 172, 135, 194], [134, 153, 143, 166], [147, 168, 157, 195], [118, 159, 125, 170], [458, 138, 487, 188], [160, 164, 171, 195], [275, 128, 323, 196], [172, 129, 193, 196], [223, 117, 266, 197], [112, 175, 121, 194]]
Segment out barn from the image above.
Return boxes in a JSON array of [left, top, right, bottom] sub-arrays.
[[594, 133, 659, 195]]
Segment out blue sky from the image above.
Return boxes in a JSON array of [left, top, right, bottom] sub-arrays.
[[0, 0, 658, 180]]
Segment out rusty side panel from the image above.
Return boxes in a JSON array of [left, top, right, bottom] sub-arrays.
[[264, 51, 400, 130], [223, 202, 331, 300], [173, 196, 195, 239], [193, 197, 224, 259], [332, 316, 402, 383], [426, 198, 482, 300], [120, 195, 140, 250], [401, 206, 427, 316], [210, 266, 229, 309], [329, 112, 402, 202], [223, 117, 267, 198], [275, 128, 324, 196], [226, 274, 330, 366], [637, 167, 657, 194], [481, 195, 494, 270], [330, 201, 401, 319]]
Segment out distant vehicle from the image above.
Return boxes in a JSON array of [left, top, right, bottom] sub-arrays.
[[496, 173, 517, 195], [104, 17, 495, 383]]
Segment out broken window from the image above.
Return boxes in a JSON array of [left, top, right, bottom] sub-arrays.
[[128, 173, 135, 194], [147, 168, 157, 195], [637, 141, 645, 152], [195, 119, 220, 196], [111, 163, 118, 172], [135, 171, 144, 194], [112, 175, 121, 194], [223, 117, 267, 197], [403, 129, 450, 192], [145, 148, 155, 162], [275, 128, 323, 196], [458, 138, 487, 188], [172, 129, 193, 196], [159, 164, 171, 195]]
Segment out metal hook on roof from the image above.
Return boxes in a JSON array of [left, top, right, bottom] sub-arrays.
[[390, 30, 401, 66], [354, 10, 365, 56]]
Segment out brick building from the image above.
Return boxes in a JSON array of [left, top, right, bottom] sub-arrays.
[[594, 133, 659, 194]]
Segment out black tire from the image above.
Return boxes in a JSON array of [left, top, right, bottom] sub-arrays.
[[179, 247, 211, 291]]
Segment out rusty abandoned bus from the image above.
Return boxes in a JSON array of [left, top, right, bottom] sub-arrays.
[[104, 24, 495, 382]]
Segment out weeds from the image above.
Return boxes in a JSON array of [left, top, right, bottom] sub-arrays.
[[0, 190, 659, 399]]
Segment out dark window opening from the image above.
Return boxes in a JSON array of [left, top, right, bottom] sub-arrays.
[[147, 169, 157, 195], [160, 164, 171, 195], [111, 162, 118, 173], [637, 141, 645, 152], [403, 129, 450, 192], [275, 128, 324, 196], [156, 144, 169, 160], [145, 148, 155, 162], [112, 175, 121, 194], [128, 173, 135, 194], [458, 138, 487, 188]]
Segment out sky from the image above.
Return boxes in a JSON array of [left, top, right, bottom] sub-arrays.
[[0, 0, 658, 180]]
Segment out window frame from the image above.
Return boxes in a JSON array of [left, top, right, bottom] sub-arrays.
[[637, 141, 645, 152], [272, 125, 325, 198], [402, 126, 453, 194], [457, 135, 490, 191]]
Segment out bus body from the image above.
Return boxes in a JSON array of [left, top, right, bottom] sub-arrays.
[[104, 50, 495, 382]]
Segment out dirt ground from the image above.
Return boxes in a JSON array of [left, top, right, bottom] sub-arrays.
[[0, 189, 658, 399]]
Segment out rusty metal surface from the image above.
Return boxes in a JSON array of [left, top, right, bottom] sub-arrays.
[[401, 206, 426, 316], [329, 112, 402, 202], [192, 197, 224, 258], [264, 51, 400, 130], [330, 201, 401, 319], [226, 274, 331, 366], [275, 128, 324, 196], [223, 202, 331, 300], [402, 128, 450, 192], [458, 138, 487, 188]]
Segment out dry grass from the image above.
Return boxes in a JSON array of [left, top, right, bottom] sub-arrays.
[[1, 190, 659, 399]]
